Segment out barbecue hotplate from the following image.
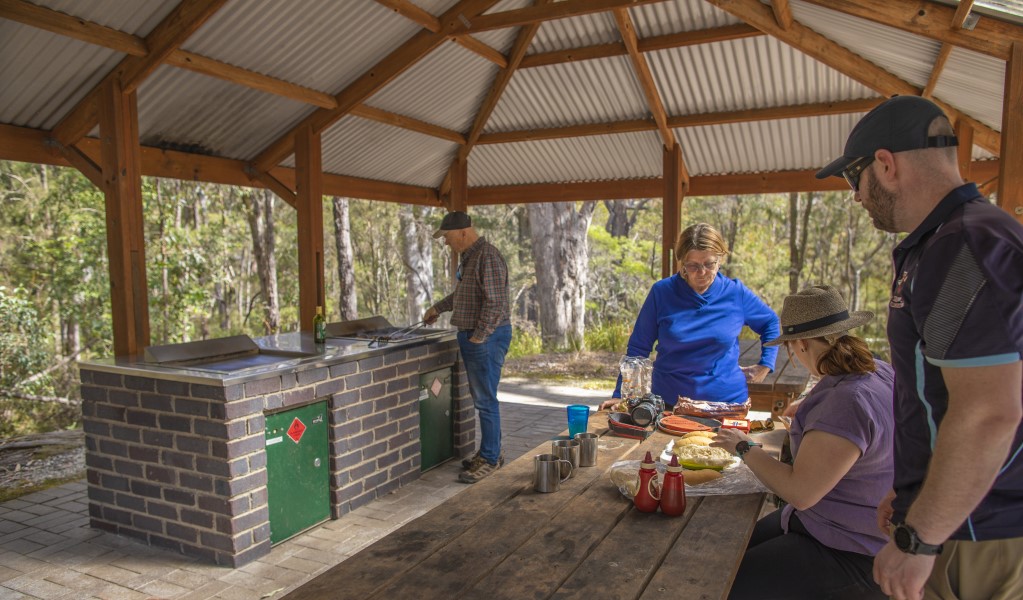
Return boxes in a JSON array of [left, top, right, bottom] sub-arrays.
[[143, 335, 317, 374], [325, 316, 449, 346]]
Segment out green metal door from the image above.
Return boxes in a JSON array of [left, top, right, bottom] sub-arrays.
[[265, 400, 329, 544], [419, 367, 453, 471]]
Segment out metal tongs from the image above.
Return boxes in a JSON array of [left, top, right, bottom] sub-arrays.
[[368, 320, 427, 348]]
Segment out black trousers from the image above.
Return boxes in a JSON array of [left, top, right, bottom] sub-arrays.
[[727, 509, 887, 600]]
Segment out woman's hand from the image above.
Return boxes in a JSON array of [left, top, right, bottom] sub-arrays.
[[599, 399, 620, 411], [741, 364, 770, 384], [709, 427, 751, 454]]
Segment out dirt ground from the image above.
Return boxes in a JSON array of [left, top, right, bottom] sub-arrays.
[[503, 350, 621, 387]]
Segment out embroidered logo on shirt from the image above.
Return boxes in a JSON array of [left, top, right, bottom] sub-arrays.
[[890, 270, 909, 309]]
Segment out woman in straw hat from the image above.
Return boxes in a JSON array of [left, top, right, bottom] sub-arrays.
[[711, 286, 895, 600], [600, 223, 780, 411]]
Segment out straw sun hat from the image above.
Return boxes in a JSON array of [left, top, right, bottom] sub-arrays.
[[765, 286, 873, 347]]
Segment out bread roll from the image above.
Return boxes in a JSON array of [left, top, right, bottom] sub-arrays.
[[683, 430, 715, 439], [675, 436, 713, 447], [683, 469, 723, 485]]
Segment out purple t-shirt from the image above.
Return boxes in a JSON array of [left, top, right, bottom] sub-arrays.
[[781, 361, 895, 555]]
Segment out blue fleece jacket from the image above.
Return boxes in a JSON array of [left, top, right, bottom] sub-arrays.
[[613, 272, 780, 405]]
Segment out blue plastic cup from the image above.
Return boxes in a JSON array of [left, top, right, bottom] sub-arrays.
[[567, 404, 590, 438]]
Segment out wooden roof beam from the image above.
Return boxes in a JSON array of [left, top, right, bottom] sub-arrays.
[[465, 0, 667, 33], [252, 0, 499, 174], [51, 0, 228, 146], [375, 0, 508, 67], [476, 98, 882, 144], [923, 1, 975, 98], [798, 0, 1023, 60], [770, 0, 793, 30], [0, 0, 146, 55], [520, 24, 762, 68], [350, 105, 467, 144], [614, 8, 675, 149], [704, 0, 1001, 155], [454, 36, 509, 68]]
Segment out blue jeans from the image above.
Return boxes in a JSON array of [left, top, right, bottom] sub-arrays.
[[458, 324, 512, 465]]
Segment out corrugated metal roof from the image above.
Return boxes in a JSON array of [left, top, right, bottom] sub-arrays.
[[182, 0, 420, 94], [0, 0, 175, 129], [630, 0, 741, 36], [792, 0, 939, 90], [648, 35, 877, 116], [310, 115, 460, 188], [365, 42, 499, 132], [469, 131, 664, 186], [933, 46, 1005, 130], [138, 65, 316, 161], [486, 56, 650, 131], [473, 0, 532, 51], [677, 113, 865, 175], [530, 11, 618, 53]]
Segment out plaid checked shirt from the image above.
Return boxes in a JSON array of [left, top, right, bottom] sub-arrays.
[[432, 236, 510, 341]]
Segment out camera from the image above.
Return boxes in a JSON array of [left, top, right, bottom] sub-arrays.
[[627, 393, 665, 427]]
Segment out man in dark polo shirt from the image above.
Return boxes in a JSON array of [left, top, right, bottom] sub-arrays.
[[817, 95, 1023, 600], [424, 211, 512, 483]]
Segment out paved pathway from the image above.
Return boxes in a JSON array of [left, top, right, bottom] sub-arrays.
[[0, 380, 607, 599]]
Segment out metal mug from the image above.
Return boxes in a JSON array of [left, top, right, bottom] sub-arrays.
[[551, 439, 580, 478], [573, 432, 598, 467], [533, 453, 572, 493]]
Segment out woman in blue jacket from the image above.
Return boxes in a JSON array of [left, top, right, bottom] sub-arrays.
[[603, 223, 780, 408]]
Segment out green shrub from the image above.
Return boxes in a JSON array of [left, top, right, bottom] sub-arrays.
[[585, 321, 631, 353], [508, 321, 543, 359]]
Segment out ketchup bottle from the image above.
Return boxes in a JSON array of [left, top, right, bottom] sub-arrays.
[[634, 451, 660, 513], [659, 455, 687, 516]]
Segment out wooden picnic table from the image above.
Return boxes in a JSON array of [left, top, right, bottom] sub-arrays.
[[739, 338, 811, 417], [284, 412, 766, 600]]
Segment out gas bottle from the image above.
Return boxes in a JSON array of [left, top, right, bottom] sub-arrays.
[[633, 451, 660, 513], [659, 455, 687, 516]]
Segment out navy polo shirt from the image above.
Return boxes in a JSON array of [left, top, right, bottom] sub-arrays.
[[887, 183, 1023, 541]]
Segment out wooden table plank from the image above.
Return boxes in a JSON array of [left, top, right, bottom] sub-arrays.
[[640, 493, 764, 600]]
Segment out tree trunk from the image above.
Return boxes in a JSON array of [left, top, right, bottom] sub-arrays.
[[399, 205, 434, 323], [331, 197, 359, 321], [603, 199, 651, 237], [247, 189, 280, 334], [788, 191, 816, 294], [528, 201, 596, 351]]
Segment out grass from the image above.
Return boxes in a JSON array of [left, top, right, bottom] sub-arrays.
[[0, 473, 83, 504]]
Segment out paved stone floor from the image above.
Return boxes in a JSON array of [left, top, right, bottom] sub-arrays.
[[0, 380, 607, 600]]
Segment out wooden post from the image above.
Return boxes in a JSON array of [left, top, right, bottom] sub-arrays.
[[99, 78, 150, 357], [295, 125, 324, 330], [447, 157, 469, 283], [955, 118, 973, 183], [998, 42, 1023, 224], [662, 143, 685, 278]]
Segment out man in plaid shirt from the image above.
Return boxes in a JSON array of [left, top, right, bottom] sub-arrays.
[[425, 211, 512, 483]]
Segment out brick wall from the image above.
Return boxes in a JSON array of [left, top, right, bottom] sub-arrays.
[[80, 337, 470, 566]]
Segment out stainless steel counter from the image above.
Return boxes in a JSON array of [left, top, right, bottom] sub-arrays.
[[78, 330, 457, 386]]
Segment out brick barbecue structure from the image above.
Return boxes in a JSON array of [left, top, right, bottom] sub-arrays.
[[78, 334, 471, 566]]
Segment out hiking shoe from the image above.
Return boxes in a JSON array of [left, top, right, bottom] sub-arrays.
[[461, 452, 504, 469], [458, 459, 501, 484]]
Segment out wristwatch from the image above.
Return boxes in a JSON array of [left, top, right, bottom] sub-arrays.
[[735, 440, 762, 459], [892, 523, 944, 556]]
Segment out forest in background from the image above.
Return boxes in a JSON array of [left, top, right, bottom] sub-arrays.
[[0, 160, 900, 436]]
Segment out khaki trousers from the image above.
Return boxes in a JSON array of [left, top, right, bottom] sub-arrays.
[[923, 536, 1023, 600]]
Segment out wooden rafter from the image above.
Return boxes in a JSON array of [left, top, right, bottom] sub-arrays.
[[250, 171, 298, 208], [351, 105, 467, 144], [465, 0, 667, 33], [476, 98, 881, 144], [454, 36, 509, 68], [799, 0, 1023, 60], [375, 0, 441, 32], [521, 24, 761, 68], [57, 143, 104, 190], [923, 1, 975, 98], [0, 0, 145, 55], [52, 0, 228, 146], [614, 8, 675, 148], [252, 0, 500, 174], [998, 42, 1022, 222], [770, 0, 793, 30], [704, 0, 1001, 155]]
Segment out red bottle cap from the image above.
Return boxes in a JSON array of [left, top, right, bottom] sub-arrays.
[[666, 454, 684, 473], [641, 450, 655, 468]]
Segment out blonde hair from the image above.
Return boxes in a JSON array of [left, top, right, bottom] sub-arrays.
[[814, 334, 877, 376], [674, 223, 729, 264]]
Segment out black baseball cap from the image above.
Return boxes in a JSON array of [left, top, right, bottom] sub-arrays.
[[433, 211, 471, 238], [816, 96, 957, 179]]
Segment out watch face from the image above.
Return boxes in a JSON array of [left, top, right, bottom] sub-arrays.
[[894, 525, 912, 550], [735, 441, 749, 454]]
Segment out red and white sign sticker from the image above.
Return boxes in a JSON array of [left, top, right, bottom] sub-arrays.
[[287, 417, 306, 443], [430, 377, 443, 398]]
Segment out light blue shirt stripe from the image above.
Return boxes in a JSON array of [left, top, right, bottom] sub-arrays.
[[926, 353, 1022, 368], [915, 341, 939, 450]]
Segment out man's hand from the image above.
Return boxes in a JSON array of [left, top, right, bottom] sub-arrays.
[[873, 540, 935, 600], [877, 489, 896, 535], [424, 306, 440, 325], [741, 364, 770, 384], [469, 336, 484, 344]]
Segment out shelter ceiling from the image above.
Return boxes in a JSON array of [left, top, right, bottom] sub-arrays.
[[0, 0, 1015, 198]]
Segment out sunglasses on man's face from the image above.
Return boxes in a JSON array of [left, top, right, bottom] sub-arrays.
[[842, 156, 875, 192]]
